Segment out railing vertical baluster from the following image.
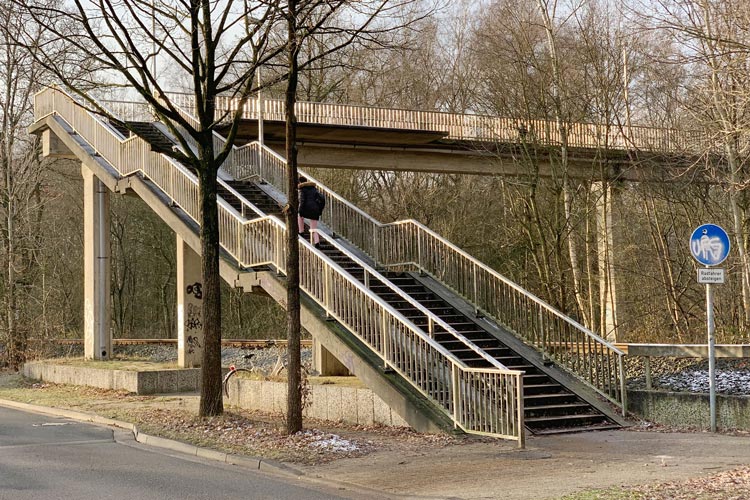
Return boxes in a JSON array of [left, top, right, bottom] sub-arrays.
[[381, 311, 389, 369], [618, 354, 627, 416], [452, 364, 460, 428]]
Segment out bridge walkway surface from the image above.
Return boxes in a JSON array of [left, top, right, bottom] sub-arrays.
[[31, 87, 629, 445]]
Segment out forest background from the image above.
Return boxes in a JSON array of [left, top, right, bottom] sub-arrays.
[[1, 0, 749, 367]]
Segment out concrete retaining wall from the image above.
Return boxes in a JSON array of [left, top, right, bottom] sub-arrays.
[[23, 362, 200, 395], [628, 389, 750, 430], [226, 377, 409, 427], [23, 362, 409, 427]]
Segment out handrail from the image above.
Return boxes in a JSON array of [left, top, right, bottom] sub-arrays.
[[312, 230, 508, 371], [162, 93, 626, 413], [384, 218, 624, 354], [165, 91, 714, 154], [377, 218, 627, 411], [34, 86, 524, 444]]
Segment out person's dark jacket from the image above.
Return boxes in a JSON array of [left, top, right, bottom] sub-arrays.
[[298, 181, 325, 220]]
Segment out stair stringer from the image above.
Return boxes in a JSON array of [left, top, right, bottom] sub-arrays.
[[409, 273, 630, 428], [33, 115, 458, 435]]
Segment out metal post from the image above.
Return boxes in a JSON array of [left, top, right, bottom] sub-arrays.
[[618, 354, 627, 416], [381, 312, 389, 370], [96, 178, 108, 359], [452, 364, 460, 428], [257, 69, 264, 145], [516, 374, 525, 449], [707, 281, 717, 432]]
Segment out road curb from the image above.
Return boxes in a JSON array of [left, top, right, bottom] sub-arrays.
[[0, 398, 301, 478]]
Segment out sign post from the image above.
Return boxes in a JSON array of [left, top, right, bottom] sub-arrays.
[[689, 224, 730, 432]]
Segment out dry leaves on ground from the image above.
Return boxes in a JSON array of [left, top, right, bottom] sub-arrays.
[[130, 406, 466, 464], [628, 466, 750, 500]]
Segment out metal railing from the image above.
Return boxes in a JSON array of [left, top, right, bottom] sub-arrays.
[[182, 107, 627, 414], [33, 86, 525, 445], [99, 100, 153, 123], [167, 92, 713, 154], [312, 230, 509, 372]]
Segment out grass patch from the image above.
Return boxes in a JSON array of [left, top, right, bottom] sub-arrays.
[[560, 488, 643, 500], [232, 371, 364, 387], [310, 376, 364, 388], [32, 358, 179, 371]]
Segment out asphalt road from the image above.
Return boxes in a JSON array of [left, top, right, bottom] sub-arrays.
[[0, 406, 370, 500]]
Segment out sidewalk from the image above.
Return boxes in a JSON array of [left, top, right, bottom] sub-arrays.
[[2, 373, 750, 499]]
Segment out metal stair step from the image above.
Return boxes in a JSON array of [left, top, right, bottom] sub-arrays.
[[524, 393, 580, 406], [524, 413, 607, 424], [524, 403, 590, 413], [531, 423, 621, 435], [523, 383, 564, 395]]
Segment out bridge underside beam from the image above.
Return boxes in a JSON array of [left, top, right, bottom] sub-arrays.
[[268, 142, 690, 182]]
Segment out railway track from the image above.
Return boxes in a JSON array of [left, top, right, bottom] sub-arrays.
[[52, 338, 312, 349]]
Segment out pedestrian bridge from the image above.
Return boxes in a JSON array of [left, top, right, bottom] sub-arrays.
[[137, 93, 712, 181], [33, 88, 635, 447]]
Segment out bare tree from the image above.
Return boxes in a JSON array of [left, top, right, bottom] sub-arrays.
[[634, 0, 750, 331], [0, 3, 51, 369], [277, 0, 432, 434], [12, 0, 289, 415]]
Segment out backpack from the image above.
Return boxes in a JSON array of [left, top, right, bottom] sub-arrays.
[[315, 191, 326, 212]]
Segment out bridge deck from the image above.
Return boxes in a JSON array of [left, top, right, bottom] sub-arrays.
[[223, 119, 449, 146]]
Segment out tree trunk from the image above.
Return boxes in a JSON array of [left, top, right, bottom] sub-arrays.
[[285, 0, 303, 435], [198, 163, 223, 417], [537, 0, 591, 327]]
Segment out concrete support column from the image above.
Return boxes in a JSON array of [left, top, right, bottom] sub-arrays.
[[177, 235, 203, 367], [313, 338, 350, 376], [83, 165, 111, 360], [594, 181, 620, 341]]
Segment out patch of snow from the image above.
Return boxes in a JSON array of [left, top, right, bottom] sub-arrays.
[[304, 431, 359, 452]]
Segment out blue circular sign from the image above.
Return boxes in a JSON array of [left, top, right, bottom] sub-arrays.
[[690, 224, 730, 266]]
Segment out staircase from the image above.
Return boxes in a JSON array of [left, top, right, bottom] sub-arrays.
[[219, 177, 620, 434], [112, 105, 622, 435]]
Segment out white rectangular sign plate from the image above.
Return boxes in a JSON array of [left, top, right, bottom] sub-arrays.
[[698, 268, 725, 284]]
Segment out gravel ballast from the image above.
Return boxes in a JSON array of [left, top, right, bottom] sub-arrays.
[[49, 343, 313, 376]]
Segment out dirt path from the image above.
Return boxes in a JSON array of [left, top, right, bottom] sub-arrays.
[[301, 429, 750, 499]]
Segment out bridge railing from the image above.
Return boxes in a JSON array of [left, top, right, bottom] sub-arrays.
[[34, 86, 525, 445], [166, 93, 713, 154]]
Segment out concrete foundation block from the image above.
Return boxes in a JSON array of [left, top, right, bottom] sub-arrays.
[[309, 385, 327, 420], [259, 382, 273, 412], [177, 369, 199, 392], [238, 379, 255, 410], [112, 370, 133, 393], [326, 386, 343, 422], [137, 371, 158, 395], [340, 387, 358, 424], [272, 382, 286, 413], [158, 370, 179, 393], [356, 389, 374, 425]]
